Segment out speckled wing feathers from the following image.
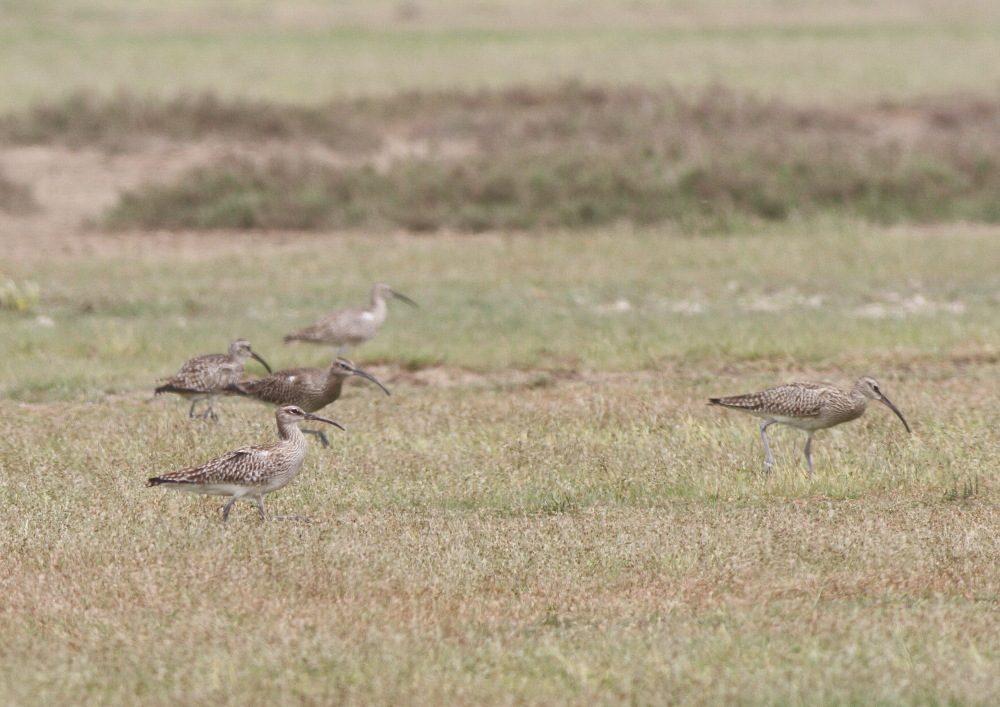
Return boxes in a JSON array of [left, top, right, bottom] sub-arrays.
[[710, 382, 828, 419], [156, 353, 243, 395], [148, 444, 290, 489], [318, 308, 376, 344], [232, 368, 342, 411], [285, 307, 380, 345], [237, 369, 315, 402]]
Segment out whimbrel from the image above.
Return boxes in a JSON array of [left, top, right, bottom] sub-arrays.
[[284, 283, 417, 353], [146, 405, 343, 523], [155, 339, 272, 420], [228, 357, 390, 447], [709, 376, 910, 476]]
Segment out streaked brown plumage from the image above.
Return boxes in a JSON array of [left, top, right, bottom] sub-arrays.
[[146, 405, 343, 523], [155, 339, 272, 420], [709, 376, 911, 476], [228, 357, 390, 446], [283, 283, 417, 352]]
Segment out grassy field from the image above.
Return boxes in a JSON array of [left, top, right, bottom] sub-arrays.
[[2, 222, 999, 703], [2, 0, 1000, 704], [1, 0, 1000, 111], [2, 221, 998, 394]]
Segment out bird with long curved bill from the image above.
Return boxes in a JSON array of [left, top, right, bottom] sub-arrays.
[[147, 405, 343, 523], [284, 283, 418, 354], [155, 339, 272, 420], [709, 376, 910, 476], [228, 357, 389, 447]]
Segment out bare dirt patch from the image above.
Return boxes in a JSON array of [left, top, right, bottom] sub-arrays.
[[0, 136, 349, 264]]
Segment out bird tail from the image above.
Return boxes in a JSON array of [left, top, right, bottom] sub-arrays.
[[154, 382, 185, 395], [147, 475, 196, 487], [226, 382, 248, 397], [707, 396, 756, 409]]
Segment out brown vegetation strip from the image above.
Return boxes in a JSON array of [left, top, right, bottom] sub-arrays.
[[5, 84, 1000, 230]]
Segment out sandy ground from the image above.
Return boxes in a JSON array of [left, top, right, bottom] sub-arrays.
[[0, 139, 353, 263], [0, 141, 199, 260], [0, 131, 491, 264]]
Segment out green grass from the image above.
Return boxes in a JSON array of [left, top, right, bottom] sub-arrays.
[[1, 366, 998, 704], [3, 219, 998, 399], [1, 1, 1000, 111], [2, 219, 999, 702], [3, 1, 1000, 702]]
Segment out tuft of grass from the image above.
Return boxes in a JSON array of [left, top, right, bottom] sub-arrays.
[[88, 84, 1000, 231], [0, 279, 40, 312]]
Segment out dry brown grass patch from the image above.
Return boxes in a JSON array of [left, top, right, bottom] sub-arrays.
[[6, 85, 1000, 231]]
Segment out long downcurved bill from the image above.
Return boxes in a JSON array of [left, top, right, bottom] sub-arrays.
[[303, 412, 345, 431], [390, 290, 419, 308], [352, 368, 391, 396], [879, 394, 911, 433], [251, 351, 273, 374]]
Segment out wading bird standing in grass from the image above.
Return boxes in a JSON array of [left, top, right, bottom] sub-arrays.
[[284, 283, 417, 354], [709, 376, 911, 476], [155, 339, 272, 420], [147, 405, 343, 523], [228, 357, 390, 447]]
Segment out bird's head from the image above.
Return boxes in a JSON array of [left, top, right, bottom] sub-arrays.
[[856, 377, 911, 433]]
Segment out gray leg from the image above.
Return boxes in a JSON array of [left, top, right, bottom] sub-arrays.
[[188, 399, 200, 418], [221, 495, 238, 523], [759, 420, 777, 472], [253, 496, 267, 520], [803, 432, 816, 478], [203, 395, 219, 421], [303, 428, 330, 448], [194, 396, 219, 420]]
